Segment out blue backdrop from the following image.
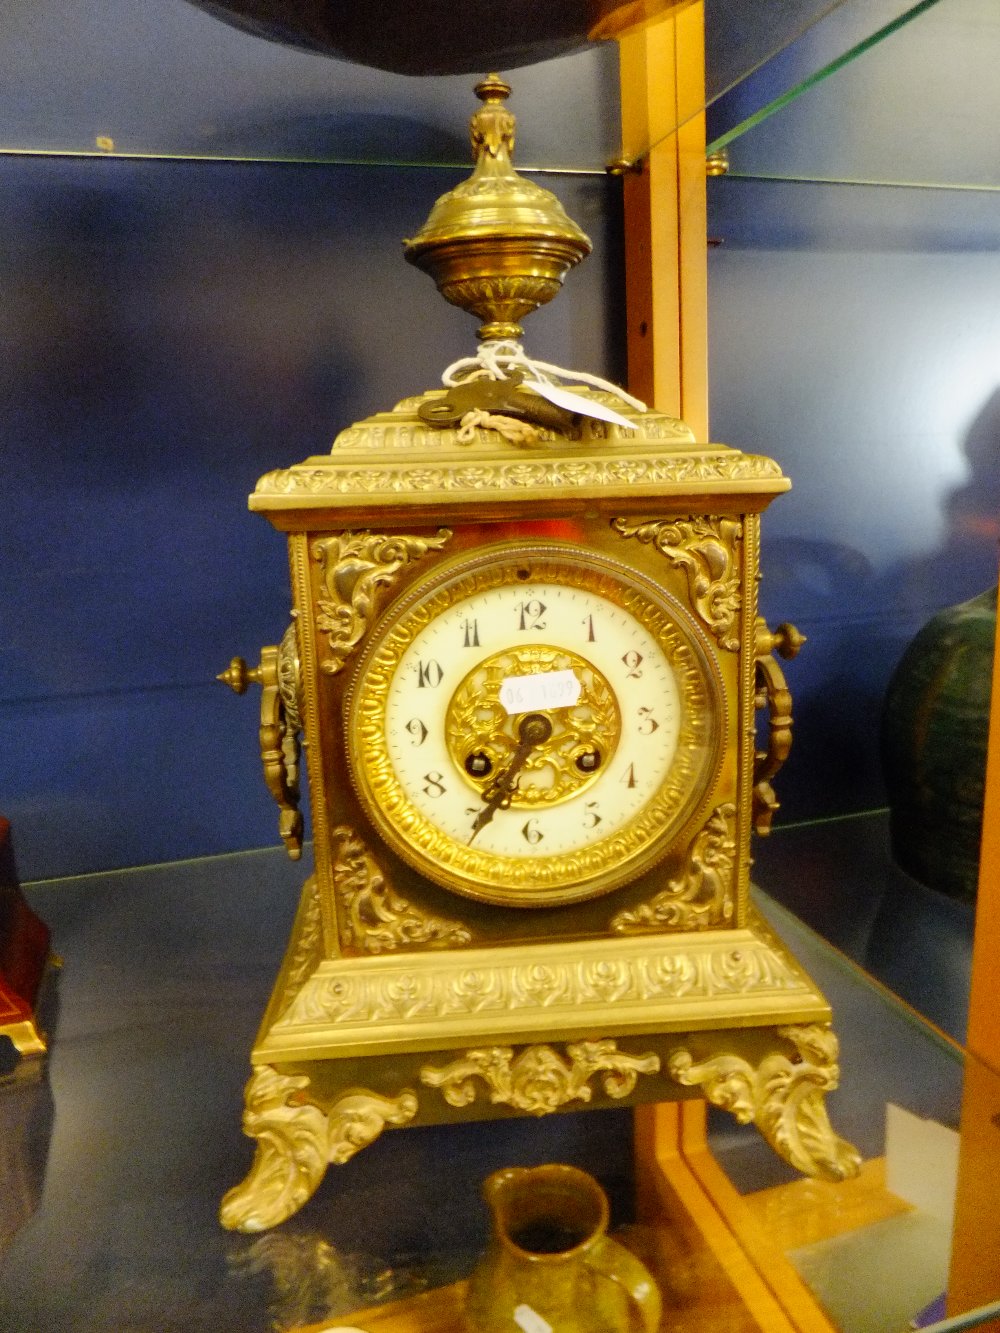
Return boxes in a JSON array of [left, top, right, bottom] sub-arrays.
[[0, 155, 625, 880]]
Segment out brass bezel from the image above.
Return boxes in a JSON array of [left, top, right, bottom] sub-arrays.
[[344, 541, 726, 907]]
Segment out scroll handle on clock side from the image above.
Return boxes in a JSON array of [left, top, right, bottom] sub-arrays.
[[752, 618, 806, 837], [217, 623, 304, 860]]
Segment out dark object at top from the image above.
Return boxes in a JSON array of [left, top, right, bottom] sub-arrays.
[[184, 0, 682, 75]]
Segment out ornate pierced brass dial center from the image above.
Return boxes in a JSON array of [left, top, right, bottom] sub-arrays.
[[445, 644, 621, 807]]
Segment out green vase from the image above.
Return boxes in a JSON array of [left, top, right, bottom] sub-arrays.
[[465, 1164, 661, 1333], [881, 586, 997, 902]]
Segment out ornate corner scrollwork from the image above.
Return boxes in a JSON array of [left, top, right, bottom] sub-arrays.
[[611, 804, 737, 934], [311, 530, 452, 675], [612, 517, 743, 651], [332, 827, 472, 954], [220, 1066, 418, 1232], [667, 1024, 862, 1182], [420, 1040, 660, 1116]]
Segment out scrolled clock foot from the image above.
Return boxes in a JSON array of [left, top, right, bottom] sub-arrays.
[[220, 1065, 419, 1232], [668, 1023, 862, 1182]]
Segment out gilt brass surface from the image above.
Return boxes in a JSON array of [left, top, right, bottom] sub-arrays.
[[344, 543, 725, 907], [222, 73, 859, 1230], [751, 617, 806, 836], [403, 76, 592, 342], [220, 1065, 419, 1233], [669, 1024, 863, 1181], [221, 985, 849, 1232], [419, 1041, 662, 1115], [610, 801, 737, 932], [250, 387, 786, 527], [331, 826, 471, 955], [311, 530, 453, 676], [218, 627, 304, 859], [248, 880, 830, 1067], [443, 643, 622, 807]]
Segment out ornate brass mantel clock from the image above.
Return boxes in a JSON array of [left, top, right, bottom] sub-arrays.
[[218, 76, 860, 1233]]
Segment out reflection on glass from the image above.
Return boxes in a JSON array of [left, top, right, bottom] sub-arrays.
[[0, 1055, 55, 1256], [713, 0, 1000, 190], [3, 0, 978, 170], [227, 1229, 429, 1330]]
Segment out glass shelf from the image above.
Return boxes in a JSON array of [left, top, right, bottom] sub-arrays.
[[0, 0, 620, 171], [1, 847, 998, 1330], [0, 0, 971, 173], [711, 0, 1000, 192]]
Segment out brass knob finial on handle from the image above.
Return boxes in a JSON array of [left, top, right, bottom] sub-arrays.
[[217, 656, 262, 695]]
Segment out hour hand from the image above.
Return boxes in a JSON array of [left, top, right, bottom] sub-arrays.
[[468, 712, 552, 843]]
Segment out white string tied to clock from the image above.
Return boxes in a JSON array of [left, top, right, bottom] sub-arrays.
[[441, 338, 646, 431], [455, 409, 543, 446]]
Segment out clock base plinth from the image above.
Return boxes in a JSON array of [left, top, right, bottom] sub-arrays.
[[220, 879, 860, 1232]]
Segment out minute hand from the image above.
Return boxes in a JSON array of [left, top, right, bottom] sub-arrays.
[[468, 712, 553, 844]]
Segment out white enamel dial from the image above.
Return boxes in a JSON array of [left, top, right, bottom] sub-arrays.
[[346, 544, 724, 907]]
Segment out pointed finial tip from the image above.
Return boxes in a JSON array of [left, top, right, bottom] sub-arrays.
[[475, 73, 511, 104]]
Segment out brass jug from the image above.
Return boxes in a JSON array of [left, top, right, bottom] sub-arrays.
[[465, 1164, 661, 1333]]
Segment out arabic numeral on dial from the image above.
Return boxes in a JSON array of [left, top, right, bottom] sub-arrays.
[[422, 771, 447, 797], [516, 599, 547, 631], [622, 650, 643, 679], [405, 718, 428, 746], [637, 706, 659, 734], [583, 800, 602, 829], [521, 818, 544, 845], [620, 763, 638, 789], [417, 658, 444, 688], [462, 618, 480, 648]]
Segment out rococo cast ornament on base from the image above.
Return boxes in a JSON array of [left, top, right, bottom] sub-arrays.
[[217, 74, 860, 1233]]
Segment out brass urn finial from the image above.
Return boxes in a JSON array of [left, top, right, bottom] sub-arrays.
[[470, 72, 516, 161], [403, 75, 592, 342]]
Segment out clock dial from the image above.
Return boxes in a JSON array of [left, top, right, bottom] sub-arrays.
[[345, 543, 725, 906]]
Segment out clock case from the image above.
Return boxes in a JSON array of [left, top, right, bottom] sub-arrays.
[[217, 74, 858, 1232], [219, 386, 860, 1232]]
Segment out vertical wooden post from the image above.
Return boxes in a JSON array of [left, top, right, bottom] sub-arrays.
[[618, 3, 708, 435], [619, 18, 834, 1327], [948, 592, 1000, 1318], [964, 595, 1000, 1063], [619, 0, 711, 1199]]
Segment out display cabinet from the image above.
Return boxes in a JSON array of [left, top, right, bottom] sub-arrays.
[[0, 848, 997, 1331]]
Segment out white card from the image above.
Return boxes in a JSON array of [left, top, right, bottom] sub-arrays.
[[885, 1102, 960, 1224], [522, 377, 637, 429], [500, 670, 581, 715]]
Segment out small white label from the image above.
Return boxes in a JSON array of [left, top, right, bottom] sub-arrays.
[[499, 670, 581, 715], [522, 378, 636, 430], [514, 1305, 553, 1333]]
